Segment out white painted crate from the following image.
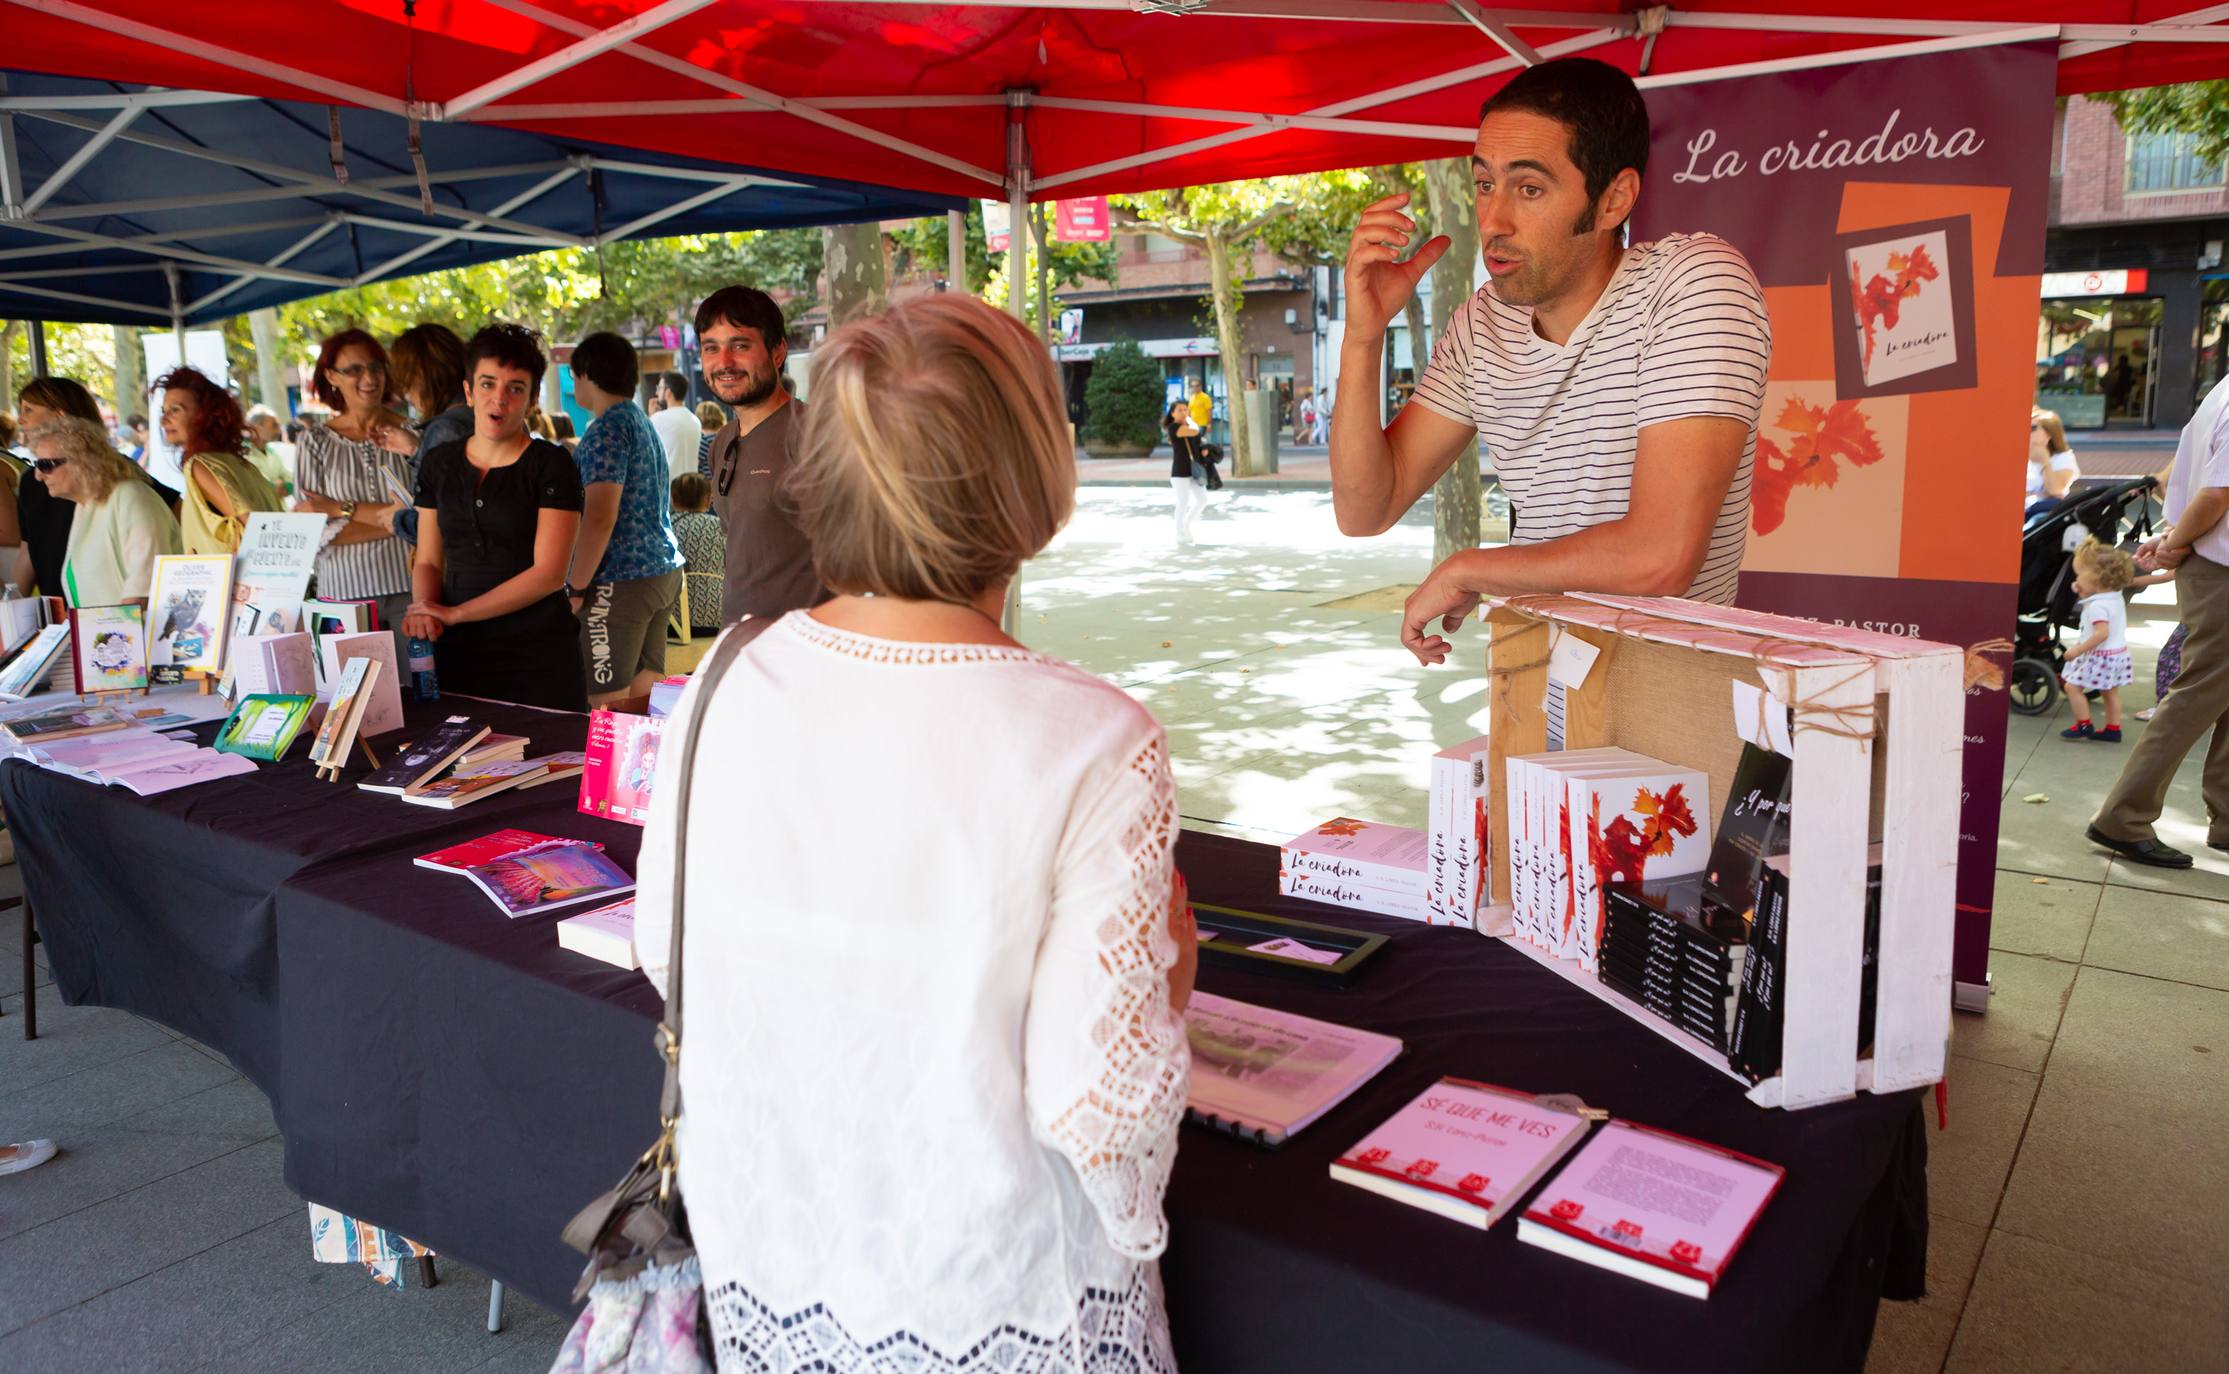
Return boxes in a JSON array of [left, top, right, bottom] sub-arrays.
[[1479, 593, 1964, 1111]]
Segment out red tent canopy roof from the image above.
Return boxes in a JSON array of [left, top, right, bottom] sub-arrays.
[[6, 1, 2227, 199]]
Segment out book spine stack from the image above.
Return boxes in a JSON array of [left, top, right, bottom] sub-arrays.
[[1599, 892, 1744, 1051], [1726, 866, 1790, 1082], [1278, 850, 1430, 922], [1426, 754, 1463, 924]]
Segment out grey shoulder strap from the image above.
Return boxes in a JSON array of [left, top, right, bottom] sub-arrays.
[[658, 622, 756, 1121]]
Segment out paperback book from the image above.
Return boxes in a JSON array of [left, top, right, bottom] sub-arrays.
[[556, 898, 639, 969], [578, 708, 663, 825], [1516, 1119, 1784, 1299], [1279, 818, 1431, 920], [400, 757, 553, 809], [1330, 1078, 1593, 1230], [1426, 734, 1492, 926], [146, 553, 232, 673], [1701, 744, 1794, 929], [458, 840, 634, 918], [2, 704, 130, 744], [306, 657, 374, 768], [358, 717, 487, 795], [1565, 763, 1711, 970], [0, 624, 71, 699], [318, 632, 403, 737], [213, 694, 316, 762], [1184, 992, 1403, 1147], [68, 604, 147, 694], [1727, 847, 1885, 1083], [415, 829, 594, 874], [1506, 748, 1640, 949]]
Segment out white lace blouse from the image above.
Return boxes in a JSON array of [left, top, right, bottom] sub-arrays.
[[635, 611, 1190, 1373]]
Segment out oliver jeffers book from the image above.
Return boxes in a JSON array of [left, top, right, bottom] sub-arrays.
[[1330, 1078, 1593, 1230]]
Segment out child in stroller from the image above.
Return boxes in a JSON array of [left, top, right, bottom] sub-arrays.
[[2008, 475, 2161, 716]]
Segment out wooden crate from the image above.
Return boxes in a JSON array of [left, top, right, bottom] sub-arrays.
[[1481, 593, 1964, 1110]]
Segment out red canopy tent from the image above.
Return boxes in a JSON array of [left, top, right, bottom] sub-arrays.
[[5, 1, 2229, 209]]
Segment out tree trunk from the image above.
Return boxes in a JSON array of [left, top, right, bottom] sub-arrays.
[[0, 321, 17, 412], [1424, 156, 1483, 565], [1033, 204, 1052, 344], [1206, 231, 1254, 477], [248, 308, 289, 417], [111, 324, 140, 423], [823, 220, 888, 326]]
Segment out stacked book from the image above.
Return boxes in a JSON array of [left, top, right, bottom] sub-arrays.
[[1506, 748, 1711, 968], [1279, 818, 1432, 921], [1599, 876, 1747, 1051], [362, 717, 586, 807], [1425, 733, 1492, 926]]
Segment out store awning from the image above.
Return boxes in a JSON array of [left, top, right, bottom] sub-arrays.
[[0, 67, 961, 326], [5, 2, 2228, 209]]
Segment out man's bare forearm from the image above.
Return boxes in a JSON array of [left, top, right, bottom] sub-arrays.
[[2167, 487, 2229, 552], [1330, 337, 1399, 536], [1443, 518, 1705, 600]]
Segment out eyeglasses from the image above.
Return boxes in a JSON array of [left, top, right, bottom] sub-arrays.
[[331, 362, 387, 380], [30, 458, 67, 473]]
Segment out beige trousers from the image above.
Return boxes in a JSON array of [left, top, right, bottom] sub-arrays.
[[2094, 553, 2229, 843]]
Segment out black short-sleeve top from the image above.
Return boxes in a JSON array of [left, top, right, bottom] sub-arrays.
[[413, 436, 584, 606]]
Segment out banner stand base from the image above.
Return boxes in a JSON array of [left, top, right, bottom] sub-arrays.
[[1953, 975, 1993, 1015]]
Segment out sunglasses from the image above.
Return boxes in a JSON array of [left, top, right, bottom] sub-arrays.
[[30, 458, 67, 473], [331, 362, 387, 380]]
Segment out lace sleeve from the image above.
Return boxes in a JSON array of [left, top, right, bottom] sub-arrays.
[[1024, 729, 1189, 1261]]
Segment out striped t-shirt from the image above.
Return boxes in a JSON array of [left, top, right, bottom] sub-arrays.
[[1410, 232, 1771, 605], [294, 424, 415, 601]]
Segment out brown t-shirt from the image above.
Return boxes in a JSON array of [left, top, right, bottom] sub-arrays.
[[708, 397, 829, 623]]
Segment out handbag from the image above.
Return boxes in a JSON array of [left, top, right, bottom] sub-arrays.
[[551, 625, 754, 1374], [1197, 442, 1224, 492]]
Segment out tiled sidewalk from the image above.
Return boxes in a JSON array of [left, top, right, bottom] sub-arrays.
[[1, 488, 2222, 1371]]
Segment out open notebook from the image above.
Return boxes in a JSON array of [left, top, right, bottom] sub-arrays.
[[1183, 992, 1403, 1148]]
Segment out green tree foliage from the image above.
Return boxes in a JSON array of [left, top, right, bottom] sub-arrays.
[[1082, 339, 1164, 449], [2098, 83, 2229, 166], [887, 206, 1118, 298]]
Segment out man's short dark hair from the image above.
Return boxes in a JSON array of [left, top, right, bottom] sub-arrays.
[[571, 332, 639, 398], [464, 322, 548, 389], [657, 370, 690, 405], [1480, 57, 1650, 222], [693, 286, 786, 351]]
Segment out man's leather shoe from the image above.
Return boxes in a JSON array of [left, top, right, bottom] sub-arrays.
[[2086, 825, 2194, 869]]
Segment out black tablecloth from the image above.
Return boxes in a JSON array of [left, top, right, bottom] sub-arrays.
[[14, 726, 1928, 1371], [268, 825, 1925, 1373], [1, 694, 606, 1092]]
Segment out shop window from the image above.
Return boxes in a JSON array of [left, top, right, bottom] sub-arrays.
[[2126, 131, 2225, 194]]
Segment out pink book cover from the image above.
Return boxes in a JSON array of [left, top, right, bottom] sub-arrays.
[[1334, 1077, 1590, 1218], [1283, 817, 1431, 871], [1570, 768, 1711, 966], [578, 709, 665, 826], [1523, 1119, 1784, 1289]]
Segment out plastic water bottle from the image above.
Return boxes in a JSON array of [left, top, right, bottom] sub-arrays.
[[407, 635, 439, 702]]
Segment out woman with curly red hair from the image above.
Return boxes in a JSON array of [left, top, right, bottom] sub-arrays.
[[154, 366, 280, 555]]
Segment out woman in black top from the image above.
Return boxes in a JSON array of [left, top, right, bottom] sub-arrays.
[[1163, 399, 1204, 543], [405, 324, 587, 712]]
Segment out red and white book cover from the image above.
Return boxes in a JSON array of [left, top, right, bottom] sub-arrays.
[[1280, 818, 1429, 893], [1427, 734, 1490, 925], [1511, 749, 1638, 949], [414, 828, 594, 874], [1330, 1078, 1592, 1230], [1518, 1119, 1784, 1299], [1566, 767, 1710, 969], [1277, 869, 1432, 922], [578, 708, 665, 826]]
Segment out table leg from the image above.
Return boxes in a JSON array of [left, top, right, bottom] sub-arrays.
[[12, 896, 30, 1042], [487, 1281, 505, 1334], [418, 1254, 439, 1289]]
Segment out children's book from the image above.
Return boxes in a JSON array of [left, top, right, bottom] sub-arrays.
[[458, 840, 635, 918], [212, 694, 316, 762], [146, 554, 232, 672], [69, 604, 148, 693]]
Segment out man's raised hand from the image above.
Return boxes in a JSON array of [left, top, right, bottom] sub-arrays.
[[1344, 192, 1450, 339]]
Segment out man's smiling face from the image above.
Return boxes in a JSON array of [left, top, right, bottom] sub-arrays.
[[1472, 109, 1614, 311]]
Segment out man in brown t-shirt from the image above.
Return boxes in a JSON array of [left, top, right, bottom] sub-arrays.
[[694, 285, 830, 632]]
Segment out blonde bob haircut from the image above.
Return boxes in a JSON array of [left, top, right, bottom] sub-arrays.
[[27, 417, 141, 503], [791, 295, 1076, 605]]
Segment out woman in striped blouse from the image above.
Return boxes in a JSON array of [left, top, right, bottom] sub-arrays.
[[292, 329, 418, 657]]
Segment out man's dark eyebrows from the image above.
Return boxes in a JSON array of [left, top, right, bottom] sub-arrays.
[[1470, 155, 1560, 180]]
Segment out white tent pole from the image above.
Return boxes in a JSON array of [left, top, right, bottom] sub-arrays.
[[1635, 24, 2059, 89], [164, 261, 185, 344], [479, 0, 1008, 190], [1005, 92, 1030, 324], [188, 219, 341, 317], [592, 178, 756, 245], [338, 213, 570, 248], [1032, 26, 1622, 193], [580, 158, 804, 188], [1447, 0, 1543, 64], [0, 89, 253, 112], [948, 208, 966, 292], [0, 213, 338, 264], [21, 110, 594, 245], [6, 219, 348, 287], [350, 164, 583, 287], [32, 162, 572, 223], [0, 263, 169, 282], [0, 278, 170, 317], [22, 98, 145, 215], [0, 0, 410, 116], [0, 74, 21, 218], [2062, 2, 2229, 59], [442, 0, 719, 119]]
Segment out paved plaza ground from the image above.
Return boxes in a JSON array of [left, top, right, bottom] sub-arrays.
[[2, 484, 2224, 1371]]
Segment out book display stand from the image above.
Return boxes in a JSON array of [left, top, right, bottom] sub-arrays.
[[1480, 594, 1964, 1112], [313, 733, 381, 783]]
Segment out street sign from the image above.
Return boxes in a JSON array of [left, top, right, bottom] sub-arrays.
[[1054, 197, 1110, 243]]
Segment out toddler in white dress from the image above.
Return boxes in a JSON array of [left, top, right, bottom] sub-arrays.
[[2061, 538, 2138, 743]]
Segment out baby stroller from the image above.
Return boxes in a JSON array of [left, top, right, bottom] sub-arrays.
[[2007, 475, 2158, 716]]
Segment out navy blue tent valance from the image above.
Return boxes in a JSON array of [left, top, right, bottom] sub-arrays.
[[0, 69, 962, 326]]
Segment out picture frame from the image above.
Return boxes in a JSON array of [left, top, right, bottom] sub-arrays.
[[1190, 902, 1388, 987]]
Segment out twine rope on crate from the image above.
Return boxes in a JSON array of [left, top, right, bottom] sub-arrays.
[[1486, 599, 1879, 741]]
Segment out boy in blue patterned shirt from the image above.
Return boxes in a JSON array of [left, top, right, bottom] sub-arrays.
[[565, 332, 686, 704]]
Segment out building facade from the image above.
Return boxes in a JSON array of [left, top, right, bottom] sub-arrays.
[[2046, 94, 2229, 431]]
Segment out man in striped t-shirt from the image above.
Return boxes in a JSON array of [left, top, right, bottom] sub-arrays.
[[1330, 58, 1770, 663]]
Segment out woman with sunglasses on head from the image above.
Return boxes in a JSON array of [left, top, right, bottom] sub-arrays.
[[155, 366, 279, 556], [24, 417, 180, 607], [294, 330, 419, 654], [404, 324, 588, 712]]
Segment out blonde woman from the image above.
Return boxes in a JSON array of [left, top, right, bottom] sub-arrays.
[[155, 367, 280, 555], [634, 295, 1194, 1372], [27, 418, 180, 606]]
